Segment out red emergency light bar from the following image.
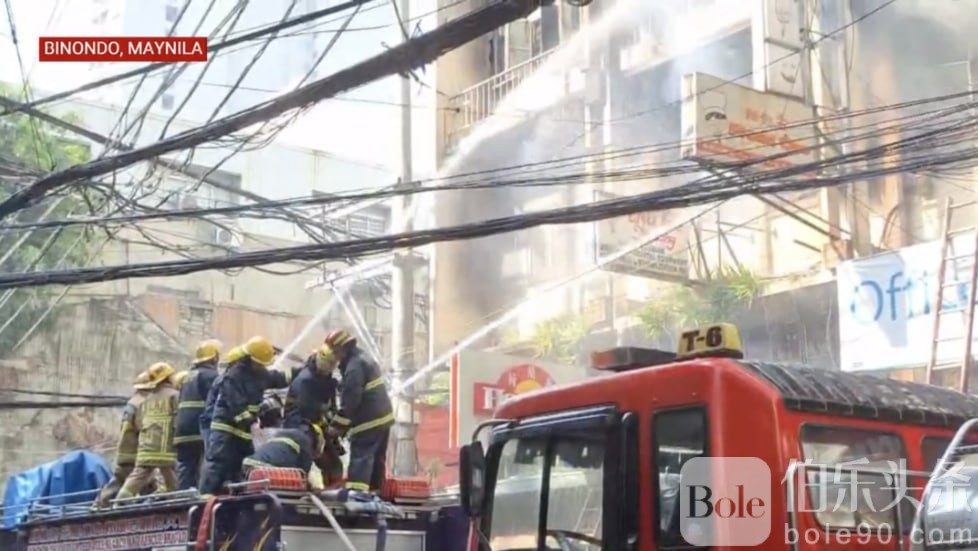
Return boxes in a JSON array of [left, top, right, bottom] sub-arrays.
[[590, 347, 678, 373]]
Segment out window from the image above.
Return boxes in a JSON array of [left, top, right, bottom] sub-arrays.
[[165, 4, 179, 22], [529, 18, 543, 58], [540, 4, 559, 52], [489, 30, 506, 74], [161, 93, 174, 110], [346, 212, 387, 237], [922, 436, 978, 471], [652, 408, 707, 548], [488, 436, 605, 551], [506, 20, 531, 67], [559, 1, 579, 37], [799, 426, 906, 530]]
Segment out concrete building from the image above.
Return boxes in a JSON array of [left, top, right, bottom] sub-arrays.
[[429, 0, 978, 368]]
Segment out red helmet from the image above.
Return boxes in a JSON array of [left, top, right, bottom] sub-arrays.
[[324, 329, 356, 350]]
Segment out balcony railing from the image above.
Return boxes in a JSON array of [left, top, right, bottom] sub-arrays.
[[446, 49, 558, 147]]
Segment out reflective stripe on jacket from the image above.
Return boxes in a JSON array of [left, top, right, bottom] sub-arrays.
[[134, 384, 180, 467], [175, 363, 219, 444], [210, 362, 296, 441], [199, 373, 223, 433], [242, 428, 315, 473], [334, 349, 393, 437]]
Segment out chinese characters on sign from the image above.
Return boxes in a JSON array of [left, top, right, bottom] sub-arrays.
[[449, 350, 579, 447], [27, 513, 187, 551], [679, 72, 822, 172], [472, 363, 556, 416], [681, 456, 977, 546], [593, 191, 690, 279]]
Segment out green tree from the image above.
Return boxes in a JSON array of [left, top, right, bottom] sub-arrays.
[[637, 266, 763, 345], [416, 371, 450, 406], [526, 314, 589, 365], [0, 82, 95, 354]]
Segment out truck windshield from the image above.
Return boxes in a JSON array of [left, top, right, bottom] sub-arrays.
[[487, 435, 605, 551]]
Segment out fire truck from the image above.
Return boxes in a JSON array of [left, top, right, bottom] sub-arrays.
[[456, 322, 978, 551], [9, 470, 467, 551]]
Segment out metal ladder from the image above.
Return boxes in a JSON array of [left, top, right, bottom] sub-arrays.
[[925, 198, 978, 393], [573, 487, 602, 536]]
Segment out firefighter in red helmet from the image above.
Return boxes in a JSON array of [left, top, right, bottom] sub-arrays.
[[324, 329, 393, 496]]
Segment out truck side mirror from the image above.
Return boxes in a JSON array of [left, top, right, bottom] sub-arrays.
[[459, 442, 487, 518]]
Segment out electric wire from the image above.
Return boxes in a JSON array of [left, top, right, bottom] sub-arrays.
[[0, 104, 975, 289], [0, 0, 380, 117], [4, 89, 970, 234], [0, 0, 553, 219]]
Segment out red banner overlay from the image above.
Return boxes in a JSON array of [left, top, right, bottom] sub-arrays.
[[38, 37, 207, 63]]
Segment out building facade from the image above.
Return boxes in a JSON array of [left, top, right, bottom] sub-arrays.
[[430, 0, 978, 371]]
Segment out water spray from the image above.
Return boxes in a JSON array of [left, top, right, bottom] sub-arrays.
[[391, 201, 725, 396]]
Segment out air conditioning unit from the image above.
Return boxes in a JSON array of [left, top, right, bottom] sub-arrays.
[[212, 226, 243, 250]]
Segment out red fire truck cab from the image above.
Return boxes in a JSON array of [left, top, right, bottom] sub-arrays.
[[457, 322, 978, 551]]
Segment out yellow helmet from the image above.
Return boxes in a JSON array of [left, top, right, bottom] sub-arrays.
[[241, 336, 277, 366], [172, 370, 192, 389], [134, 362, 176, 390], [314, 346, 336, 371], [133, 369, 151, 389], [224, 346, 245, 365], [193, 339, 222, 364]]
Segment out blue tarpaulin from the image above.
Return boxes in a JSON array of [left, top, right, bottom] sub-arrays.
[[2, 450, 111, 528]]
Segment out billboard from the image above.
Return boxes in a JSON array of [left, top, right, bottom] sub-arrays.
[[751, 0, 806, 99], [593, 191, 690, 279], [448, 350, 580, 447], [679, 72, 818, 170], [837, 239, 975, 372]]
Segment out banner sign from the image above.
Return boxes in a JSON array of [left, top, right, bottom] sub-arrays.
[[449, 350, 580, 447], [593, 191, 690, 279], [680, 72, 818, 170], [27, 512, 187, 551], [837, 240, 975, 372], [472, 363, 557, 416]]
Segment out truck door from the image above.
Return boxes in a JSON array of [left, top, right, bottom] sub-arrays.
[[650, 406, 709, 550], [480, 406, 635, 551]]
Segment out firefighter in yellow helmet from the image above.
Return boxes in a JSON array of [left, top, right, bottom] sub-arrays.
[[198, 336, 297, 494], [93, 369, 155, 508], [324, 329, 393, 496], [174, 339, 222, 490], [114, 362, 181, 502]]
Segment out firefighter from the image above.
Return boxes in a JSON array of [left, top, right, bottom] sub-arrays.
[[324, 329, 394, 495], [115, 362, 181, 501], [199, 365, 226, 453], [241, 422, 343, 490], [258, 390, 286, 428], [93, 369, 152, 508], [174, 339, 222, 490], [198, 336, 294, 495], [283, 345, 339, 429]]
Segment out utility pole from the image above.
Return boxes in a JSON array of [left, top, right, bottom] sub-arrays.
[[390, 0, 419, 477]]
